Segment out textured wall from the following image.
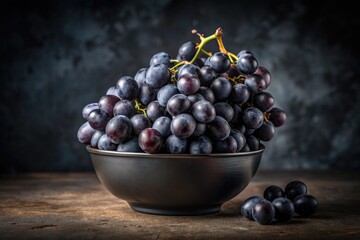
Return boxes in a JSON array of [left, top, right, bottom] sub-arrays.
[[1, 0, 359, 172]]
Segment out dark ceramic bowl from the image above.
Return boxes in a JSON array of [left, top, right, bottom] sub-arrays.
[[87, 145, 264, 215]]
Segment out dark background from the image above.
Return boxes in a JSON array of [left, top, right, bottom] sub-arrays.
[[1, 0, 359, 173]]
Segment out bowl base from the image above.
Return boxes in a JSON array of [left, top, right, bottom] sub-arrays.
[[129, 203, 221, 216]]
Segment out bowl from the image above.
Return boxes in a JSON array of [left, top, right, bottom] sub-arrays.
[[87, 145, 264, 215]]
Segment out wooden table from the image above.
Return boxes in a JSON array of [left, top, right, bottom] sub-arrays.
[[0, 171, 359, 239]]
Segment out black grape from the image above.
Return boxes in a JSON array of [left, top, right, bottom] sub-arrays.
[[254, 66, 271, 88], [145, 63, 170, 89], [246, 135, 260, 151], [252, 199, 275, 225], [190, 100, 216, 123], [189, 135, 212, 154], [97, 134, 118, 151], [241, 196, 263, 220], [170, 113, 196, 139], [157, 84, 179, 107], [199, 65, 218, 87], [187, 93, 205, 105], [268, 107, 286, 127], [208, 52, 231, 73], [167, 94, 191, 116], [214, 102, 234, 122], [139, 83, 157, 105], [87, 109, 111, 131], [213, 136, 237, 153], [90, 130, 104, 148], [285, 180, 307, 200], [272, 197, 295, 222], [177, 41, 196, 61], [237, 53, 258, 74], [253, 92, 275, 112], [256, 121, 275, 141], [207, 116, 230, 141], [230, 129, 246, 152], [116, 76, 139, 101], [263, 185, 285, 201], [230, 83, 250, 104], [150, 52, 172, 67], [82, 103, 99, 121], [117, 137, 143, 153], [197, 86, 215, 103], [243, 107, 264, 129], [113, 100, 137, 118], [210, 77, 232, 100], [131, 114, 151, 135], [177, 74, 201, 95], [152, 116, 172, 137], [99, 95, 120, 117], [134, 68, 147, 88], [105, 115, 132, 144], [245, 74, 266, 93], [146, 101, 166, 122], [293, 195, 318, 217], [138, 128, 163, 154], [77, 122, 96, 144], [191, 122, 207, 137], [178, 64, 200, 78]]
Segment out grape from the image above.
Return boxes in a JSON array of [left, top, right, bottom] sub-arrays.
[[157, 84, 179, 107], [87, 109, 111, 131], [230, 104, 243, 127], [214, 102, 234, 122], [178, 64, 200, 78], [177, 41, 196, 61], [213, 136, 237, 153], [99, 95, 120, 116], [252, 199, 275, 225], [230, 83, 250, 104], [82, 103, 99, 120], [243, 107, 264, 129], [240, 144, 251, 152], [197, 86, 215, 103], [208, 52, 230, 73], [152, 116, 172, 137], [117, 137, 143, 153], [207, 116, 230, 141], [190, 100, 216, 123], [105, 86, 119, 97], [105, 115, 132, 144], [164, 134, 188, 154], [192, 58, 205, 68], [241, 196, 263, 220], [272, 197, 295, 222], [116, 76, 139, 101], [139, 83, 157, 105], [187, 93, 205, 105], [268, 107, 286, 127], [150, 52, 171, 67], [256, 121, 275, 141], [253, 92, 274, 112], [199, 65, 218, 87], [263, 185, 285, 201], [97, 134, 118, 151], [131, 114, 151, 135], [246, 135, 260, 151], [146, 101, 166, 122], [113, 100, 137, 118], [237, 50, 253, 58], [167, 94, 191, 116], [177, 74, 200, 95], [134, 68, 147, 88], [171, 114, 196, 139], [191, 122, 207, 137], [237, 53, 258, 74], [210, 77, 232, 100], [245, 74, 266, 93], [293, 195, 318, 217], [145, 63, 170, 89], [90, 130, 104, 148], [244, 128, 256, 136], [230, 129, 246, 152], [77, 122, 96, 144], [138, 128, 163, 154], [189, 135, 212, 154], [285, 180, 307, 200], [254, 66, 271, 88]]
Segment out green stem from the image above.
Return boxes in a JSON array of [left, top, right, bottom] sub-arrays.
[[189, 33, 218, 64]]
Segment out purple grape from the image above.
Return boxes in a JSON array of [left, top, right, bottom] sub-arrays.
[[177, 41, 196, 61], [237, 50, 253, 58], [82, 103, 99, 120], [256, 121, 275, 141], [272, 197, 295, 222], [230, 129, 246, 152], [139, 83, 157, 105], [116, 76, 139, 101], [117, 137, 143, 153], [105, 86, 119, 98], [208, 52, 231, 73], [190, 100, 216, 123], [177, 74, 201, 96], [145, 64, 171, 89], [87, 109, 111, 131], [207, 116, 230, 141], [189, 135, 212, 154], [131, 114, 151, 135], [152, 116, 172, 137], [90, 130, 104, 148], [134, 68, 147, 88], [105, 115, 132, 144], [191, 122, 207, 137], [157, 84, 179, 107], [146, 101, 166, 122], [167, 94, 191, 116], [241, 196, 263, 220], [113, 100, 137, 118], [243, 107, 264, 129], [240, 144, 251, 152], [237, 54, 258, 74], [187, 93, 205, 105], [254, 66, 271, 88], [213, 136, 237, 153], [77, 122, 96, 144], [138, 128, 163, 154], [170, 113, 196, 139], [293, 195, 318, 217], [285, 181, 307, 200], [246, 135, 260, 151], [164, 134, 188, 154], [197, 86, 215, 103], [97, 134, 118, 151], [253, 92, 275, 112], [263, 185, 285, 201], [150, 52, 171, 67], [178, 64, 200, 78], [214, 102, 234, 122], [268, 107, 286, 127], [245, 74, 266, 93], [252, 199, 275, 225], [230, 83, 250, 104], [199, 65, 218, 87], [210, 77, 232, 100], [221, 64, 240, 78], [98, 95, 120, 117]]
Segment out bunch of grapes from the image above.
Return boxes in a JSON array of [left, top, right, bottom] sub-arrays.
[[77, 28, 286, 154]]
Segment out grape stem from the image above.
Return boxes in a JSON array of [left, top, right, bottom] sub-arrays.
[[134, 99, 147, 117]]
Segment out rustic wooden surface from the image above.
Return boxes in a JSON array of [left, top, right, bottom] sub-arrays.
[[0, 171, 359, 240]]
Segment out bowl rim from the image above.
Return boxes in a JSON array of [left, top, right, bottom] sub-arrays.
[[86, 144, 265, 158]]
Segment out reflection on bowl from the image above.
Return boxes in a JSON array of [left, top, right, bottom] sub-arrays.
[[87, 145, 264, 215]]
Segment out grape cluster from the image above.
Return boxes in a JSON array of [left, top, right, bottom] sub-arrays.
[[77, 28, 286, 154], [241, 180, 319, 225]]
